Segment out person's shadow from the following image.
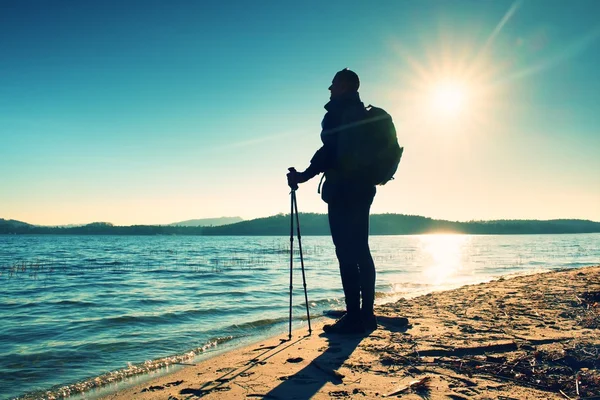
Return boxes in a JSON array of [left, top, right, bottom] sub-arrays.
[[177, 317, 411, 399], [264, 333, 364, 400]]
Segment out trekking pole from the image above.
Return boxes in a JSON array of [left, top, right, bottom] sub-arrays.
[[286, 168, 312, 339], [292, 190, 312, 335], [288, 186, 294, 340]]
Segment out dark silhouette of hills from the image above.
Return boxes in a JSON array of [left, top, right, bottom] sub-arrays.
[[0, 218, 32, 228], [168, 217, 243, 227], [1, 215, 599, 235], [200, 214, 600, 235]]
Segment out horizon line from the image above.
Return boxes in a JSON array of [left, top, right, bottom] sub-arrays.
[[3, 213, 600, 227]]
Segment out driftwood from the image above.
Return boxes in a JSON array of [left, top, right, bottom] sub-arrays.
[[384, 376, 431, 397]]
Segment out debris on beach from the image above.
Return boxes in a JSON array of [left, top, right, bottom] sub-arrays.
[[366, 268, 600, 399], [384, 376, 431, 397]]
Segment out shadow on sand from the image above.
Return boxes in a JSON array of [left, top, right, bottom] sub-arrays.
[[177, 316, 410, 399], [263, 333, 364, 400], [178, 336, 308, 397]]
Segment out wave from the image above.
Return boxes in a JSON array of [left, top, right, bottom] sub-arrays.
[[0, 349, 81, 370], [220, 300, 343, 332], [307, 297, 343, 309], [133, 298, 166, 305], [14, 336, 237, 400], [53, 300, 98, 307], [560, 261, 600, 268], [87, 308, 230, 327], [226, 316, 288, 331], [0, 299, 101, 312], [129, 310, 214, 324]]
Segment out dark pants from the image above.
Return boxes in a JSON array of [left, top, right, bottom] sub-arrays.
[[327, 190, 376, 317]]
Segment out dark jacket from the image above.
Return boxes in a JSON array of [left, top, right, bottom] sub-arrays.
[[304, 92, 376, 204]]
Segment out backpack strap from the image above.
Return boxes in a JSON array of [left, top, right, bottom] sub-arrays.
[[317, 173, 325, 194]]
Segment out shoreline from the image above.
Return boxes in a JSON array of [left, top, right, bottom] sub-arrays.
[[22, 271, 532, 400], [46, 269, 544, 399], [96, 265, 600, 399]]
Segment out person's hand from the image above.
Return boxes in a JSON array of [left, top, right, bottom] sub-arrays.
[[287, 167, 307, 190]]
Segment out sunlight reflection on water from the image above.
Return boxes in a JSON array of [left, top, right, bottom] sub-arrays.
[[420, 234, 471, 285]]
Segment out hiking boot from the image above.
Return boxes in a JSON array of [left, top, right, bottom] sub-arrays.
[[362, 313, 378, 332], [323, 314, 364, 335]]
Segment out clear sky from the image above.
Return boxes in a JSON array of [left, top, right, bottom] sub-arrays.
[[1, 0, 599, 226]]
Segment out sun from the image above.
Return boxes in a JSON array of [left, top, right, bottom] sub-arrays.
[[380, 1, 527, 141], [431, 81, 468, 116], [382, 18, 516, 133]]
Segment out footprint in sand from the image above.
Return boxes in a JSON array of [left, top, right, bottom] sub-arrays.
[[141, 380, 184, 392], [180, 386, 231, 395], [329, 390, 350, 397], [141, 385, 165, 392]]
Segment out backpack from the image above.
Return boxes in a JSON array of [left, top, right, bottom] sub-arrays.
[[336, 105, 403, 185]]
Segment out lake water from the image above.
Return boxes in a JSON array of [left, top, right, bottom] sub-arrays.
[[1, 233, 599, 399]]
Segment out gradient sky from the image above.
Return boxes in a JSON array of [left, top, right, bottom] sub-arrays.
[[1, 0, 599, 225]]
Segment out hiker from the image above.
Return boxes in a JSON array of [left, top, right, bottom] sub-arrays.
[[286, 69, 379, 334]]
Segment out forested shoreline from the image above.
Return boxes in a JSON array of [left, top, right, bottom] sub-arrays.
[[2, 214, 599, 235]]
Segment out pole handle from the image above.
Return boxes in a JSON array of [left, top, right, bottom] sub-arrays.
[[287, 167, 299, 191]]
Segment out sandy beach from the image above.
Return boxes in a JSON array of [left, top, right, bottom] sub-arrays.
[[100, 266, 600, 399]]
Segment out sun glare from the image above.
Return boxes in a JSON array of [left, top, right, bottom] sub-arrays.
[[421, 234, 470, 285], [382, 3, 521, 133], [431, 82, 468, 116]]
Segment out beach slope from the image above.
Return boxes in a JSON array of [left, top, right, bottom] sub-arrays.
[[102, 266, 600, 399]]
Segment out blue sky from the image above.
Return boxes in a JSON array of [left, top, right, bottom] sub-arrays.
[[1, 0, 599, 225]]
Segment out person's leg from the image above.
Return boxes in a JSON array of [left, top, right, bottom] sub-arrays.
[[354, 201, 376, 317], [342, 188, 376, 331], [334, 199, 375, 314], [328, 202, 361, 317]]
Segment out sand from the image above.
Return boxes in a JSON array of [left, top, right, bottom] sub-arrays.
[[100, 266, 600, 399]]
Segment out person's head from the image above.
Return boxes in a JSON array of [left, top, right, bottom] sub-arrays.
[[328, 68, 360, 99]]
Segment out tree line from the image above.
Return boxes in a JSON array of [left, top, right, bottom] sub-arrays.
[[1, 214, 599, 235]]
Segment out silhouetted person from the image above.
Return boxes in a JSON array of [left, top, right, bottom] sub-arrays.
[[287, 69, 377, 334]]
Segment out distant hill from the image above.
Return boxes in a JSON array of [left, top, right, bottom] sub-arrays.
[[201, 214, 600, 236], [168, 217, 243, 227], [1, 215, 599, 235], [0, 218, 32, 228]]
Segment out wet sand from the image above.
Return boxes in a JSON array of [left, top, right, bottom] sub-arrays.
[[101, 266, 600, 399]]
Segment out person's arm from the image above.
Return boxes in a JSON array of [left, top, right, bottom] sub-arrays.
[[287, 111, 338, 187], [300, 143, 336, 181], [287, 143, 335, 188]]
